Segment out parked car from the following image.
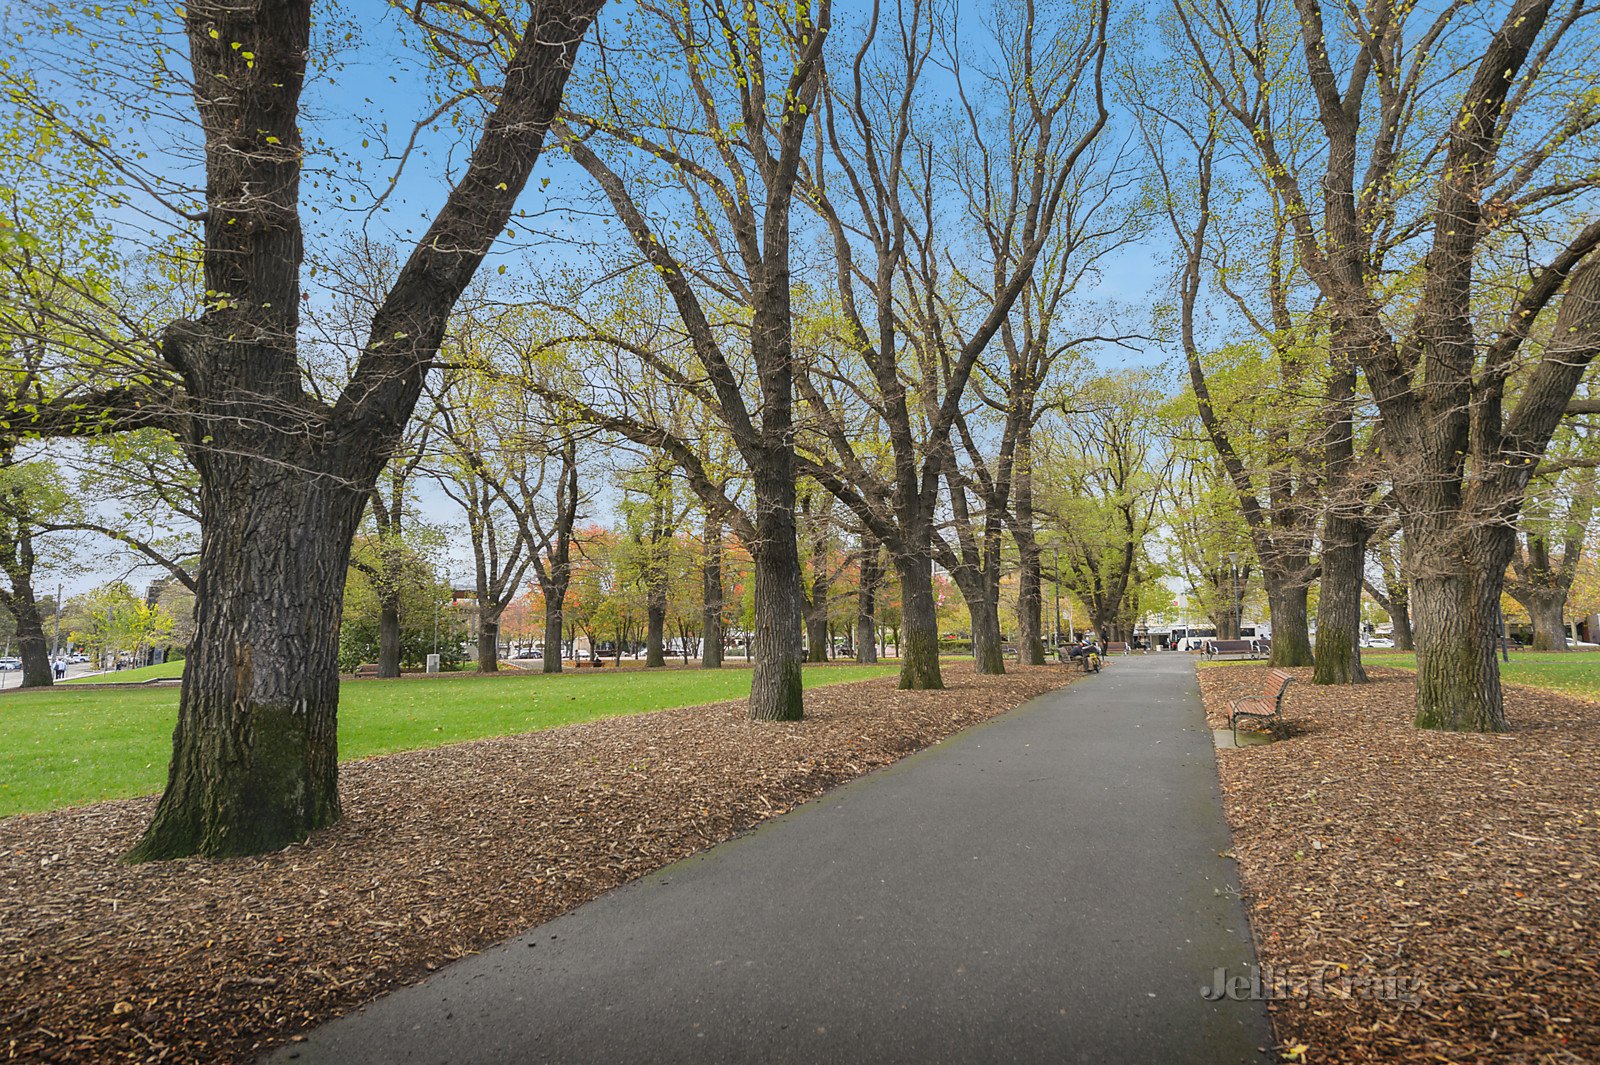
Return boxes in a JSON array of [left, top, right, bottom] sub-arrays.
[[68, 653, 89, 664], [0, 658, 21, 671], [1366, 637, 1395, 649]]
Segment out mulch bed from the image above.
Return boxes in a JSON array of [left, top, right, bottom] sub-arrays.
[[1199, 665, 1600, 1063], [1, 663, 1072, 1063]]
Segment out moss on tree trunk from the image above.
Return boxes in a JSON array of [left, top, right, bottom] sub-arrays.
[[747, 467, 804, 722], [1408, 526, 1513, 732], [894, 551, 943, 690], [128, 473, 364, 861], [1313, 518, 1367, 685], [1266, 579, 1315, 668]]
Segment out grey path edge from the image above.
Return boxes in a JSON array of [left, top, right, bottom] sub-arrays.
[[269, 657, 1273, 1065]]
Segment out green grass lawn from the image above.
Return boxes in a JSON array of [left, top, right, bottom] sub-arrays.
[[1365, 650, 1600, 700], [1200, 650, 1600, 700], [62, 660, 186, 684], [0, 662, 898, 818]]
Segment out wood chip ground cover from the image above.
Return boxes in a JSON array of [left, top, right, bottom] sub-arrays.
[[1, 664, 1073, 1063], [1199, 665, 1600, 1063]]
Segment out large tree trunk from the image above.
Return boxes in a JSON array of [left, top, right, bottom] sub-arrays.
[[748, 466, 804, 721], [1012, 425, 1046, 666], [477, 610, 500, 672], [855, 541, 878, 664], [1410, 569, 1506, 731], [1265, 575, 1315, 667], [1313, 517, 1368, 684], [701, 519, 723, 669], [0, 446, 51, 687], [3, 570, 55, 689], [1391, 602, 1415, 651], [1508, 532, 1578, 653], [1015, 535, 1045, 666], [128, 474, 365, 861], [953, 550, 1004, 668], [377, 593, 402, 678], [1524, 588, 1569, 651], [949, 563, 1005, 673], [1408, 524, 1514, 732], [966, 580, 1005, 675], [894, 549, 943, 689], [1213, 602, 1240, 641], [1090, 603, 1118, 643], [805, 609, 829, 663], [801, 498, 832, 664], [645, 578, 667, 668], [542, 593, 564, 674], [1312, 339, 1367, 685], [15, 603, 53, 688]]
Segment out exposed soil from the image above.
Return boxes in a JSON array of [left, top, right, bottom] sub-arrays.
[[1, 663, 1072, 1063], [1199, 665, 1600, 1064]]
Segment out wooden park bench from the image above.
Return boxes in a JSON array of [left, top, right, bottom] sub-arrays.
[[1206, 639, 1260, 660], [353, 662, 381, 677], [1228, 668, 1294, 745], [1105, 641, 1130, 655]]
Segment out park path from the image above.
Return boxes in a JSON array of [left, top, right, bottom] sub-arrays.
[[270, 655, 1272, 1065]]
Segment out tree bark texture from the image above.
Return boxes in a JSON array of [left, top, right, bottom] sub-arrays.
[[377, 594, 402, 678], [855, 538, 879, 664], [894, 549, 943, 689], [542, 597, 565, 674], [1313, 516, 1368, 685], [1265, 576, 1315, 667], [701, 517, 724, 669], [1406, 522, 1517, 732], [128, 471, 367, 861], [9, 584, 54, 689], [966, 580, 1006, 675], [749, 465, 805, 721], [1014, 533, 1045, 665], [1524, 589, 1568, 651], [645, 577, 667, 668], [477, 612, 500, 672]]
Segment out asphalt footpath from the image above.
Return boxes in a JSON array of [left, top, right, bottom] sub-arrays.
[[269, 654, 1273, 1065]]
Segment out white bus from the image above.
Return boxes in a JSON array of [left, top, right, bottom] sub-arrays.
[[1161, 622, 1269, 652]]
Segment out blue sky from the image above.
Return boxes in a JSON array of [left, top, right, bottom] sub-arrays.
[[19, 0, 1176, 598]]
